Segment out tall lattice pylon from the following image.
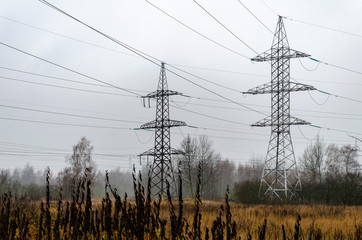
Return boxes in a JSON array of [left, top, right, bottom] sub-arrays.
[[140, 62, 186, 198], [244, 16, 316, 200]]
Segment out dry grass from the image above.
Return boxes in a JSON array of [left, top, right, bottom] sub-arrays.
[[0, 168, 360, 239], [172, 201, 361, 239]]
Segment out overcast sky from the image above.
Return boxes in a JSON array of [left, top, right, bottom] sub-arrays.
[[0, 0, 361, 174]]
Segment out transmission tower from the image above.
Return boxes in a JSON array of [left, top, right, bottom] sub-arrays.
[[244, 16, 316, 200], [139, 62, 186, 198]]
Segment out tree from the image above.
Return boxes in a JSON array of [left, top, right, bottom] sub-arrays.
[[234, 156, 263, 203], [299, 135, 325, 184], [325, 144, 358, 177], [58, 137, 96, 198], [20, 163, 37, 186], [176, 135, 221, 200], [0, 169, 10, 195], [176, 135, 198, 197]]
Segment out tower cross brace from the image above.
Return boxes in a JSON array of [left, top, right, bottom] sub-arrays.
[[139, 62, 186, 198], [244, 16, 316, 200]]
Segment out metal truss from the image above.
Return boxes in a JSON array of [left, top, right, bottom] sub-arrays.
[[140, 62, 186, 198], [244, 16, 316, 200]]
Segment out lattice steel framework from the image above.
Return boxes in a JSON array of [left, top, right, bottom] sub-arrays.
[[140, 62, 186, 198], [244, 16, 316, 200]]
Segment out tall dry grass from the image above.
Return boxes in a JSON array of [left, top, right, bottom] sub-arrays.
[[0, 166, 360, 239]]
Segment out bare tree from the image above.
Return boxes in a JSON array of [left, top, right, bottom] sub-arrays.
[[176, 135, 221, 199], [20, 163, 37, 186], [325, 144, 359, 177], [58, 137, 96, 198], [299, 135, 325, 184], [237, 155, 264, 183], [176, 135, 198, 197], [0, 169, 10, 194]]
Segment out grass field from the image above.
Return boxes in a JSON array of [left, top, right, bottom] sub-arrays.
[[0, 170, 361, 239]]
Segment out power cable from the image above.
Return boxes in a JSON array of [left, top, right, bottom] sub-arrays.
[[38, 0, 161, 65], [298, 58, 321, 72], [259, 0, 278, 15], [284, 16, 362, 39], [0, 15, 136, 58], [0, 116, 135, 130], [170, 104, 251, 126], [235, 0, 274, 34], [0, 103, 143, 124], [317, 90, 362, 104], [309, 57, 362, 76], [166, 63, 242, 93], [310, 124, 362, 137], [144, 0, 251, 59], [0, 66, 150, 93], [166, 65, 268, 116], [192, 0, 259, 55], [3, 4, 265, 115], [0, 41, 140, 96], [307, 90, 331, 106], [0, 75, 137, 98]]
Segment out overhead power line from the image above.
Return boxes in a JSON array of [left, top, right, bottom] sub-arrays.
[[0, 116, 135, 130], [309, 57, 362, 76], [0, 103, 143, 124], [0, 66, 150, 93], [0, 75, 137, 98], [192, 0, 259, 55], [0, 41, 140, 96], [0, 15, 136, 58], [235, 0, 274, 34], [2, 68, 361, 122], [38, 0, 161, 65], [8, 1, 265, 115], [144, 0, 250, 59], [284, 16, 362, 39]]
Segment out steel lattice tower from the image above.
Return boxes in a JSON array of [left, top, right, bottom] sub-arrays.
[[140, 62, 186, 198], [244, 16, 316, 199]]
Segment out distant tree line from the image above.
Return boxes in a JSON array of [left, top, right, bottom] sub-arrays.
[[0, 137, 133, 201], [0, 135, 361, 205], [233, 136, 362, 205]]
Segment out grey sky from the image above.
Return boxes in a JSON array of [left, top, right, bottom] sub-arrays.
[[0, 0, 361, 173]]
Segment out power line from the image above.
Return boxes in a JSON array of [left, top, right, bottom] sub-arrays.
[[0, 103, 143, 124], [0, 12, 263, 115], [171, 104, 250, 126], [0, 113, 353, 144], [38, 0, 161, 65], [0, 95, 358, 141], [165, 65, 268, 116], [0, 116, 135, 130], [0, 66, 113, 89], [284, 16, 362, 39], [0, 15, 137, 58], [192, 0, 259, 55], [0, 41, 140, 96], [144, 0, 250, 59], [258, 0, 278, 15], [3, 71, 362, 123], [0, 97, 148, 121], [0, 75, 138, 98], [235, 0, 274, 34], [317, 89, 362, 104], [309, 57, 362, 76], [166, 64, 241, 93]]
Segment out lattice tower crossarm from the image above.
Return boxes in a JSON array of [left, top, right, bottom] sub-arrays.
[[244, 16, 316, 200], [139, 62, 186, 198]]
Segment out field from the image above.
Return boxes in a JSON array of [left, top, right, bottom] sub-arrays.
[[0, 170, 361, 239], [0, 198, 361, 239], [0, 195, 361, 239]]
